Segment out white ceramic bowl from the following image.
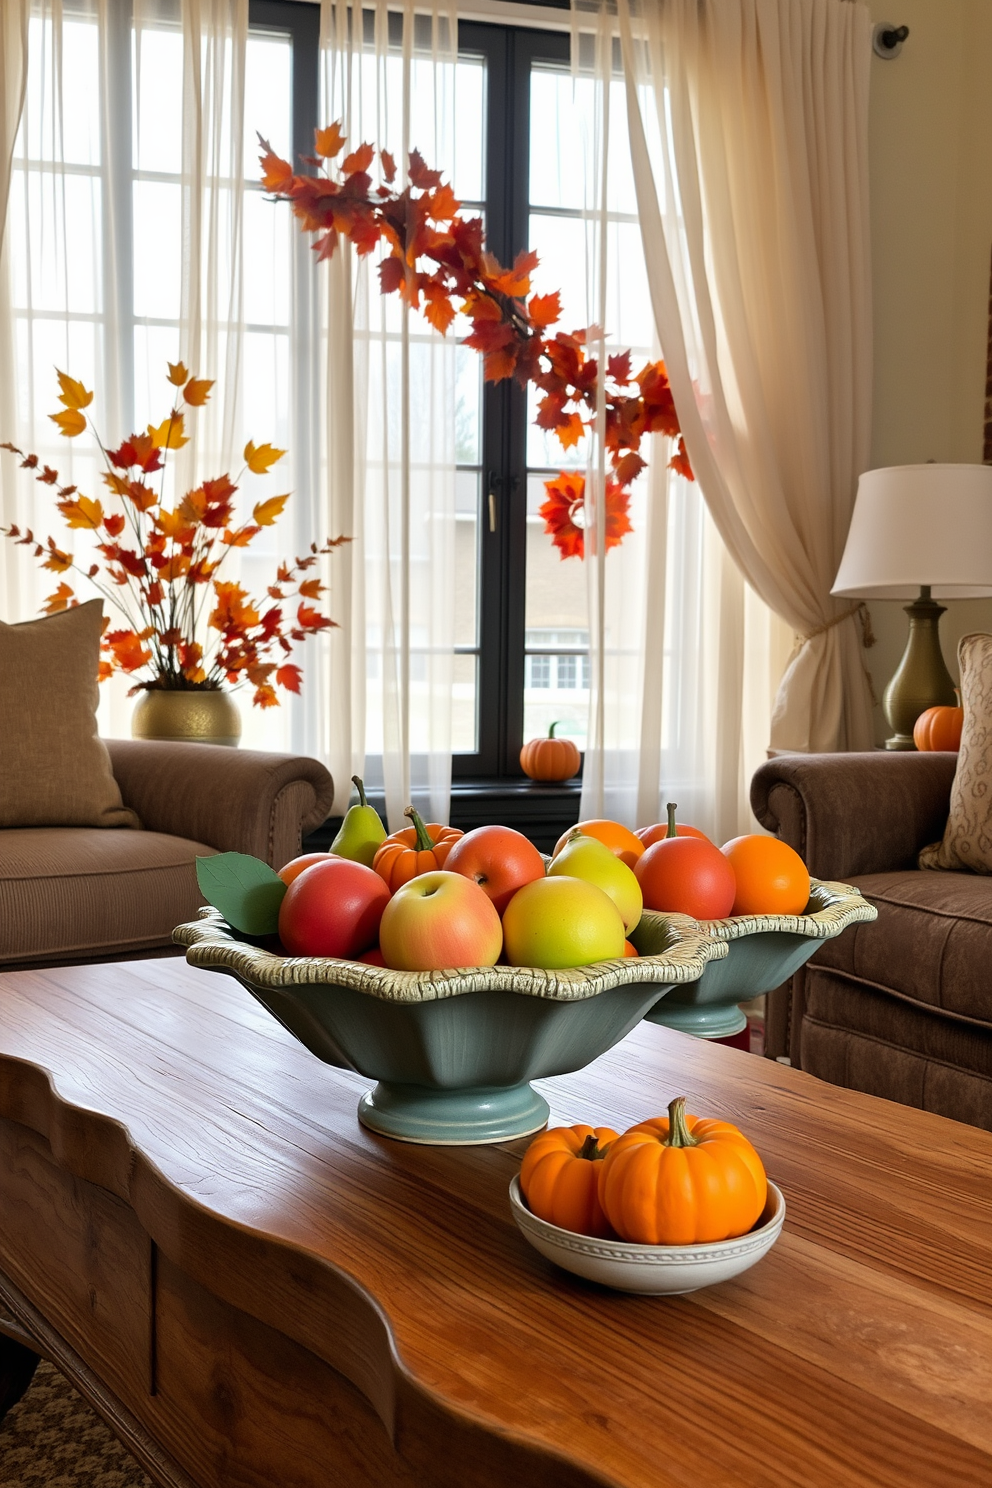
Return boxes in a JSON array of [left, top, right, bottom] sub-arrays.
[[508, 1175, 785, 1295]]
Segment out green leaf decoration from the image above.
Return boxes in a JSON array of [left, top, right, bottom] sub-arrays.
[[196, 853, 287, 936]]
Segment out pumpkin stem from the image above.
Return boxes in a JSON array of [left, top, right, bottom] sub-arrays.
[[665, 1096, 698, 1148], [352, 775, 369, 809], [577, 1133, 607, 1161], [666, 802, 678, 839], [549, 721, 561, 739], [404, 806, 437, 852]]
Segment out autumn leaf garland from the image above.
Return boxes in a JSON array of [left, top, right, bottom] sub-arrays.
[[262, 125, 693, 559], [1, 366, 348, 708]]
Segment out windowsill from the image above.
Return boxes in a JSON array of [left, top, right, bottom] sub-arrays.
[[304, 777, 582, 855]]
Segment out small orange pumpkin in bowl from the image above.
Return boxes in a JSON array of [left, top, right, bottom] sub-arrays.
[[520, 1124, 619, 1238], [598, 1097, 767, 1245], [520, 722, 581, 782]]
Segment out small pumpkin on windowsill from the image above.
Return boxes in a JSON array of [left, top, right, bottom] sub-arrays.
[[520, 722, 581, 782]]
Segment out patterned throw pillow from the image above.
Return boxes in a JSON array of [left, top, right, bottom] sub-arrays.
[[919, 632, 992, 872], [0, 599, 139, 829]]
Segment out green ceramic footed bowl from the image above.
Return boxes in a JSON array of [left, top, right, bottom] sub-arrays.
[[174, 909, 725, 1146], [636, 879, 878, 1040]]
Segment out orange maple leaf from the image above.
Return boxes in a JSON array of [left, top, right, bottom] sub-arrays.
[[42, 581, 76, 612], [183, 377, 213, 406], [258, 140, 294, 193], [315, 123, 346, 159], [55, 370, 93, 410], [341, 142, 374, 176], [58, 495, 103, 529], [167, 361, 189, 387], [244, 441, 286, 475], [528, 292, 561, 330], [50, 408, 87, 438], [276, 663, 303, 693], [252, 493, 290, 526]]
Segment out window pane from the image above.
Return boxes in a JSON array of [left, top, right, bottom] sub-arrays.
[[244, 33, 292, 166], [454, 469, 479, 649], [132, 181, 181, 321], [452, 652, 478, 753], [134, 26, 183, 174]]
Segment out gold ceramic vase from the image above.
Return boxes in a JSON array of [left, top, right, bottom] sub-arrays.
[[131, 688, 241, 747]]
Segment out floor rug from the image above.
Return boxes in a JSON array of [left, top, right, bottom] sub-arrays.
[[0, 1361, 151, 1488]]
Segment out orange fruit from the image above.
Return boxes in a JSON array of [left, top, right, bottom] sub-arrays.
[[277, 852, 332, 886], [720, 835, 810, 917], [553, 819, 645, 870], [623, 940, 639, 958]]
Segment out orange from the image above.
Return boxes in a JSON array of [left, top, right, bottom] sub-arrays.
[[720, 835, 810, 917], [553, 819, 645, 869], [277, 852, 332, 886]]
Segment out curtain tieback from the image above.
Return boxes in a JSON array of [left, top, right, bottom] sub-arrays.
[[802, 602, 875, 649], [801, 602, 877, 706]]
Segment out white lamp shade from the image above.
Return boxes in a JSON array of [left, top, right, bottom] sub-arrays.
[[832, 463, 992, 600]]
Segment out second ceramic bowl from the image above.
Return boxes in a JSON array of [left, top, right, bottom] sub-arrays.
[[509, 1175, 785, 1295]]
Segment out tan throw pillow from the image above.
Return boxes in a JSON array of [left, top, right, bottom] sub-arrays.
[[0, 600, 139, 829], [919, 632, 992, 872]]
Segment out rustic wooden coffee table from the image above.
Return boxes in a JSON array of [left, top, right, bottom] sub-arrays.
[[0, 957, 989, 1488]]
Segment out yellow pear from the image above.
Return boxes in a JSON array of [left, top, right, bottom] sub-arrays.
[[548, 831, 642, 933]]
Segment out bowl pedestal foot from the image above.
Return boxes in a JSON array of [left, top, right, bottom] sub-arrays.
[[645, 1001, 748, 1040], [357, 1080, 550, 1145]]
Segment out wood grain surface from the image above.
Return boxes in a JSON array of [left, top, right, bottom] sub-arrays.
[[0, 956, 990, 1488]]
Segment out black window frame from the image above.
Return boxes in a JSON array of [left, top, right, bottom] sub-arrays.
[[248, 3, 578, 798]]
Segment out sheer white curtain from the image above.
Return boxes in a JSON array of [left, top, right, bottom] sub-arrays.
[[319, 0, 460, 827], [0, 0, 299, 746], [609, 0, 876, 755], [566, 18, 792, 842]]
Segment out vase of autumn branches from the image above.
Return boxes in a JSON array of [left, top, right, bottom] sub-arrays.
[[2, 364, 347, 746]]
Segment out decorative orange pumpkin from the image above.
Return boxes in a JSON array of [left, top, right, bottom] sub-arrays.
[[520, 722, 581, 782], [913, 703, 963, 752], [372, 808, 463, 890], [598, 1097, 767, 1245], [552, 818, 645, 869], [520, 1124, 619, 1238]]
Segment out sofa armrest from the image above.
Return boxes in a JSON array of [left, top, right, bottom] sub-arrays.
[[750, 752, 957, 880], [105, 740, 334, 869]]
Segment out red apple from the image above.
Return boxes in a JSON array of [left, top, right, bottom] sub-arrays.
[[278, 858, 390, 958], [378, 871, 503, 971], [634, 837, 736, 920], [443, 824, 546, 915]]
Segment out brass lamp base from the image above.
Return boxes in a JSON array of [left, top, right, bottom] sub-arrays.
[[882, 586, 957, 749]]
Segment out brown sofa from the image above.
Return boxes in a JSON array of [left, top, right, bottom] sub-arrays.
[[751, 751, 992, 1131], [1, 739, 334, 972]]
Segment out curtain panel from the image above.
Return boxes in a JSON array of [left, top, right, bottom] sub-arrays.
[[592, 0, 876, 756], [570, 7, 793, 841], [319, 0, 461, 828]]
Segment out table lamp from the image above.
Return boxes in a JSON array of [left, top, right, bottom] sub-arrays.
[[832, 464, 992, 749]]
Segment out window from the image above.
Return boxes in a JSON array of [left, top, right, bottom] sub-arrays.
[[11, 5, 647, 787]]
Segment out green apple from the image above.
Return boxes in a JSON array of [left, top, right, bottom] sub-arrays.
[[548, 831, 642, 933], [502, 876, 626, 969]]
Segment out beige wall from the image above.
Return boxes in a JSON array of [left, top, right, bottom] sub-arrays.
[[865, 0, 992, 737]]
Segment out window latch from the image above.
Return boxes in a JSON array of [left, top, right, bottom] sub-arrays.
[[487, 471, 501, 533]]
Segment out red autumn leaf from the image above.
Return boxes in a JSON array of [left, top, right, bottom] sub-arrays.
[[298, 578, 324, 599], [608, 351, 632, 385], [669, 436, 693, 481], [104, 628, 152, 672], [408, 149, 443, 190], [613, 450, 646, 485], [379, 256, 405, 296], [37, 465, 59, 485], [126, 480, 156, 513], [297, 602, 333, 631], [429, 183, 460, 222], [276, 663, 303, 693], [108, 433, 163, 473], [380, 149, 397, 184]]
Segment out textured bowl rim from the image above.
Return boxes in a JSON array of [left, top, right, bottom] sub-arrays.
[[509, 1174, 786, 1263], [173, 907, 728, 1005], [647, 879, 877, 945]]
